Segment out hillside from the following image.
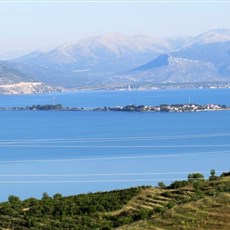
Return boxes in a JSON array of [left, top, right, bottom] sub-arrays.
[[0, 63, 56, 94], [0, 171, 229, 229], [128, 53, 223, 84]]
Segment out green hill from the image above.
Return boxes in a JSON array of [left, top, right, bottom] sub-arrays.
[[0, 171, 229, 229]]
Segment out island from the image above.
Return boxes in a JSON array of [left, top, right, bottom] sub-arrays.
[[0, 103, 229, 112]]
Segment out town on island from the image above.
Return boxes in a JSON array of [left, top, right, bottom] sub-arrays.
[[0, 103, 229, 112]]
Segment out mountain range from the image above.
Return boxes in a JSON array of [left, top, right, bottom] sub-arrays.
[[1, 29, 230, 93], [124, 29, 230, 85]]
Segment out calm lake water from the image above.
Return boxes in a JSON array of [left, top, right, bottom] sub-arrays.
[[0, 89, 230, 201]]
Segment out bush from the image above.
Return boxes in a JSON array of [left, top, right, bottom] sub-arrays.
[[133, 209, 151, 221], [220, 171, 230, 177], [187, 173, 205, 183], [193, 180, 205, 192], [168, 180, 189, 189], [167, 201, 176, 209], [158, 182, 166, 188], [154, 206, 165, 213]]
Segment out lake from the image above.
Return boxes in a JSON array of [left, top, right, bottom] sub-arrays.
[[0, 89, 230, 201]]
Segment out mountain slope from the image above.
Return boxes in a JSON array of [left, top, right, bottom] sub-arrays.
[[120, 29, 230, 86], [184, 28, 230, 46], [125, 53, 224, 84], [171, 29, 230, 77], [0, 63, 33, 84], [6, 33, 175, 87], [0, 63, 55, 94]]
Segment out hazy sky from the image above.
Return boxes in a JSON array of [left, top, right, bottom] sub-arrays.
[[0, 1, 230, 56]]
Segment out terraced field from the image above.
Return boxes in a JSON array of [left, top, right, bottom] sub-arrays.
[[117, 176, 230, 229], [0, 173, 229, 229]]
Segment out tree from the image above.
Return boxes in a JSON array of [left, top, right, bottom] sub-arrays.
[[42, 192, 50, 200], [158, 181, 166, 188], [168, 180, 189, 189], [8, 195, 21, 204], [187, 173, 205, 192], [187, 173, 204, 183], [210, 169, 216, 177], [53, 193, 62, 199], [7, 195, 22, 212], [209, 169, 218, 181]]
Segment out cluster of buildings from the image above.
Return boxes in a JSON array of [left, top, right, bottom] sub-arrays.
[[101, 104, 229, 112]]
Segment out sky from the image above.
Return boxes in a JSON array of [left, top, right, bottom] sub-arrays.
[[0, 1, 230, 57]]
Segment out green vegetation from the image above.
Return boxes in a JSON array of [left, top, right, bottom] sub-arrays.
[[0, 171, 229, 229], [0, 187, 143, 229], [27, 104, 63, 110]]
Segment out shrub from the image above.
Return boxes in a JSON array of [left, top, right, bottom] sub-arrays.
[[220, 171, 230, 177], [168, 180, 189, 189], [187, 173, 205, 183], [158, 181, 166, 188]]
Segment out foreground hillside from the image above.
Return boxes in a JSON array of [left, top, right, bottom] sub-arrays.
[[0, 172, 229, 229]]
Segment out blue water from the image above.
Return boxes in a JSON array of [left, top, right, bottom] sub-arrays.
[[0, 88, 230, 108], [0, 89, 230, 201]]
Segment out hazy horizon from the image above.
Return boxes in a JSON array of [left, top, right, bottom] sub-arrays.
[[1, 1, 230, 58]]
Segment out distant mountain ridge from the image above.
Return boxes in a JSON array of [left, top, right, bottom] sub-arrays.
[[122, 29, 230, 85], [1, 29, 230, 90], [4, 33, 187, 88], [184, 28, 230, 46], [126, 53, 222, 84]]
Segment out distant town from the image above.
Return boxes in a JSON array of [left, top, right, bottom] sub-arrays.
[[0, 103, 230, 113], [98, 82, 230, 91]]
